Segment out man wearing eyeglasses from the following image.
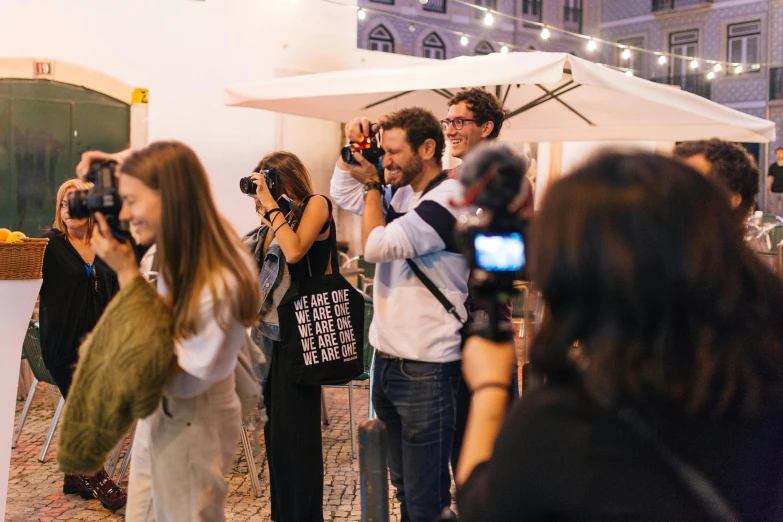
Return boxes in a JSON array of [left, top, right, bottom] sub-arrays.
[[442, 89, 528, 478]]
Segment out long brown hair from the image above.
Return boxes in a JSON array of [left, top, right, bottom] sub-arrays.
[[530, 152, 783, 418], [53, 178, 94, 240], [120, 141, 260, 339], [254, 151, 314, 205]]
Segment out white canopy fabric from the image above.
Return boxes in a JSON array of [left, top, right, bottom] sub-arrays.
[[224, 52, 776, 143]]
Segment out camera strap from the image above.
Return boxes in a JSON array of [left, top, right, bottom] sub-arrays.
[[406, 260, 465, 324]]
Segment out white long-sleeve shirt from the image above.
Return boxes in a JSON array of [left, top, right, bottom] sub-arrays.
[[330, 164, 469, 363]]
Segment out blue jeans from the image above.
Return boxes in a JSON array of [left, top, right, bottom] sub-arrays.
[[372, 354, 461, 522]]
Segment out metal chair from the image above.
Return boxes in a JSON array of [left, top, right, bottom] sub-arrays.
[[12, 321, 65, 463], [239, 422, 263, 498], [322, 292, 376, 459]]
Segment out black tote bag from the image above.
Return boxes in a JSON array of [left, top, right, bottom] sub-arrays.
[[278, 223, 365, 385]]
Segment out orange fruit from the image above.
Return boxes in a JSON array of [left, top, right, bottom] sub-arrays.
[[5, 231, 26, 243], [0, 228, 9, 242]]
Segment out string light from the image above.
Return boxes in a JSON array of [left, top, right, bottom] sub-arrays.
[[460, 35, 469, 46], [621, 48, 631, 60], [541, 28, 550, 40], [484, 12, 494, 26], [713, 63, 722, 72], [690, 59, 699, 69], [735, 65, 744, 74], [587, 39, 597, 52], [357, 8, 366, 20], [625, 70, 633, 77], [501, 45, 509, 54], [409, 22, 416, 32], [658, 55, 667, 65]]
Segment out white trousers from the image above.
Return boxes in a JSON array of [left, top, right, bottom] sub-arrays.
[[125, 374, 242, 522], [768, 192, 783, 218]]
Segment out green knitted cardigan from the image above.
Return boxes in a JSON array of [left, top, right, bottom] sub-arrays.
[[57, 275, 174, 474]]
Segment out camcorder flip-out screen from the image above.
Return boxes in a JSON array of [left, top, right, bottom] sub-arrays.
[[473, 232, 526, 273]]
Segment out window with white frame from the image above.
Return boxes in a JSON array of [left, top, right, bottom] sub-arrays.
[[669, 29, 698, 79], [617, 37, 644, 75], [423, 33, 446, 60], [475, 41, 494, 55], [474, 0, 497, 18], [369, 25, 394, 53], [728, 21, 761, 73]]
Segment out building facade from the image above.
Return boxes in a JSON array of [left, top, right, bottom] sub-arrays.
[[356, 0, 602, 61], [600, 0, 783, 170]]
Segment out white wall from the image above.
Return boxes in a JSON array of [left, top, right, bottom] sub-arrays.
[[0, 0, 362, 233]]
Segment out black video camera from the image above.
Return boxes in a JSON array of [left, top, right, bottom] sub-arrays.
[[456, 144, 530, 342], [67, 160, 131, 243], [341, 129, 385, 183], [239, 167, 280, 200]]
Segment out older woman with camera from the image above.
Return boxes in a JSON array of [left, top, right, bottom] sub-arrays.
[[455, 152, 783, 521], [38, 178, 125, 512]]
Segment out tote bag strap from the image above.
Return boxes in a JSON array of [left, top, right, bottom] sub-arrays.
[[300, 195, 339, 278]]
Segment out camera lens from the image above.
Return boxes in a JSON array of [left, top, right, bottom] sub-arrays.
[[239, 176, 258, 195], [66, 190, 91, 218], [341, 145, 357, 165]]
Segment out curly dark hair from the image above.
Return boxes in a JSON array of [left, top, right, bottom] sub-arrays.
[[531, 152, 783, 418], [379, 107, 445, 167], [673, 139, 759, 218], [447, 88, 505, 140]]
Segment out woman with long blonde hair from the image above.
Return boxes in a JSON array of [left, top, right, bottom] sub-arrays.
[[89, 141, 261, 521], [39, 178, 125, 512]]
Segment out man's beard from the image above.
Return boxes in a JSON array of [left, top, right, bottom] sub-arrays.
[[396, 155, 424, 187]]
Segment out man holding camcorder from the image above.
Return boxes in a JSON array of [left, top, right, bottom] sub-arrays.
[[330, 107, 468, 522]]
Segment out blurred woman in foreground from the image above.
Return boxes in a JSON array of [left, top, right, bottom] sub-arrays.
[[456, 152, 783, 521]]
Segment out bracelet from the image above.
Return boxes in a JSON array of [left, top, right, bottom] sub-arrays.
[[264, 208, 282, 222], [470, 382, 509, 395], [273, 220, 287, 233]]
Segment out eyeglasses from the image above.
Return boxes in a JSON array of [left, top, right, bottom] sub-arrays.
[[441, 118, 481, 131]]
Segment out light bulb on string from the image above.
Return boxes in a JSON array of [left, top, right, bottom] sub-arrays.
[[587, 39, 597, 52], [690, 59, 699, 69], [419, 0, 429, 4], [541, 28, 550, 40], [713, 63, 722, 72], [735, 65, 743, 74], [409, 22, 415, 32], [501, 45, 509, 54], [621, 48, 631, 60], [484, 12, 494, 26], [706, 71, 715, 80], [625, 70, 633, 77], [658, 55, 667, 65], [460, 35, 469, 46], [357, 8, 366, 20]]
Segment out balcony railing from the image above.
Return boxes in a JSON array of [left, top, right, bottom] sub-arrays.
[[563, 6, 582, 33], [521, 0, 542, 24], [651, 74, 711, 99], [771, 67, 783, 101], [652, 0, 712, 12], [422, 0, 446, 13]]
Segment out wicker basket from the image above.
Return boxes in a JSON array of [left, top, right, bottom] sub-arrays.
[[0, 238, 49, 280]]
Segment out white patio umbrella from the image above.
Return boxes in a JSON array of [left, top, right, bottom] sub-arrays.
[[224, 51, 775, 143]]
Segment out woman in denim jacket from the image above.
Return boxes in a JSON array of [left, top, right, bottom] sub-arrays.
[[244, 151, 333, 522]]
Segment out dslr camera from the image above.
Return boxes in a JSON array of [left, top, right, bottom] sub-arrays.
[[239, 167, 280, 200], [341, 129, 385, 183], [456, 144, 530, 342], [67, 160, 130, 242]]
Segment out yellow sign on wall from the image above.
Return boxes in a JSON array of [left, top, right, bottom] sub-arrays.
[[132, 88, 149, 104]]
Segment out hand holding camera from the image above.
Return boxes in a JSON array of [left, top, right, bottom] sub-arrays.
[[239, 167, 280, 209], [91, 212, 139, 286], [339, 117, 385, 185], [68, 160, 132, 243]]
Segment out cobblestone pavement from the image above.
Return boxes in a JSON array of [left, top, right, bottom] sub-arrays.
[[7, 385, 407, 522]]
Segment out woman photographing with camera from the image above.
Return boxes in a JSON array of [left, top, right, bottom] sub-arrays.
[[87, 141, 260, 521], [245, 151, 332, 522], [455, 152, 783, 521]]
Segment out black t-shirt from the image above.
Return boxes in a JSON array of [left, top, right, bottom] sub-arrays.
[[457, 383, 783, 521], [770, 163, 783, 193], [38, 229, 118, 368]]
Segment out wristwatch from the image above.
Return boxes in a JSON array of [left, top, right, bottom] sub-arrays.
[[363, 182, 384, 197]]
